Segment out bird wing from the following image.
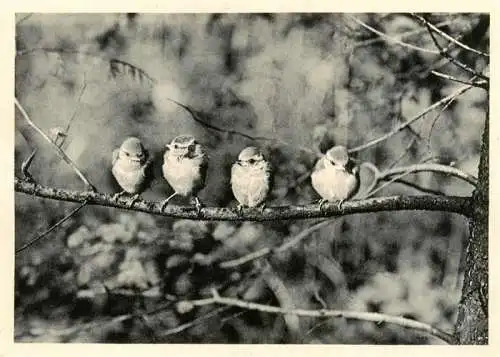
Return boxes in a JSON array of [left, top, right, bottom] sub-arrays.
[[264, 160, 274, 195], [349, 162, 361, 199], [313, 156, 327, 172], [112, 149, 120, 166], [140, 150, 151, 177], [198, 152, 209, 186]]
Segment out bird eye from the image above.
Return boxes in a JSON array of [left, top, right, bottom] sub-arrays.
[[174, 144, 179, 149], [125, 152, 129, 156], [248, 159, 255, 164]]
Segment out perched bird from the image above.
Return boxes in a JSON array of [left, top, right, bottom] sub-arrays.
[[311, 145, 360, 210], [161, 135, 208, 214], [112, 137, 152, 207], [231, 146, 272, 214]]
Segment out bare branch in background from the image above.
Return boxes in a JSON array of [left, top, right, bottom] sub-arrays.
[[413, 14, 489, 58], [160, 306, 230, 337], [219, 219, 333, 269], [58, 73, 88, 148], [351, 19, 455, 49], [15, 98, 96, 191], [349, 84, 474, 153], [347, 15, 439, 54], [412, 14, 489, 81], [15, 201, 88, 254], [431, 71, 486, 88], [176, 289, 457, 344], [426, 91, 461, 151], [361, 162, 476, 198]]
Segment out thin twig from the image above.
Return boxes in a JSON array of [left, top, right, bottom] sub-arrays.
[[219, 219, 332, 269], [349, 84, 474, 153], [347, 15, 439, 54], [381, 163, 477, 186], [219, 248, 272, 269], [15, 98, 96, 191], [14, 178, 473, 221], [161, 306, 230, 337], [362, 161, 476, 199], [365, 170, 416, 199], [431, 71, 486, 88], [276, 220, 333, 252], [60, 73, 88, 147], [426, 91, 460, 151], [413, 14, 489, 58], [179, 291, 457, 344], [352, 19, 455, 49], [388, 136, 419, 169], [413, 14, 489, 81], [15, 201, 88, 254]]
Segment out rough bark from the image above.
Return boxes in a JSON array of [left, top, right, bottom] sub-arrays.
[[14, 178, 472, 221], [455, 116, 489, 344]]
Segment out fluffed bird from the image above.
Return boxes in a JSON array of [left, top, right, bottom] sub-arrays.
[[311, 145, 360, 211], [161, 135, 208, 214], [112, 137, 152, 207], [231, 146, 272, 214]]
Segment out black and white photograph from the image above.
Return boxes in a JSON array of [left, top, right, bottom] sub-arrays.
[[12, 11, 489, 345]]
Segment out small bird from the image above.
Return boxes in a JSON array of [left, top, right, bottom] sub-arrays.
[[112, 137, 152, 208], [161, 135, 208, 214], [231, 146, 272, 214], [311, 145, 360, 211]]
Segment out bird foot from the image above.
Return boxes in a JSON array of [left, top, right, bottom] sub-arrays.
[[258, 203, 266, 215], [337, 199, 345, 210], [127, 194, 140, 208], [160, 199, 170, 212], [318, 198, 329, 212], [193, 197, 204, 215], [160, 193, 177, 212], [113, 191, 126, 201], [236, 204, 245, 215], [21, 149, 37, 183]]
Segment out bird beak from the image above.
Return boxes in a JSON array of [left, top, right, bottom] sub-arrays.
[[130, 156, 142, 162]]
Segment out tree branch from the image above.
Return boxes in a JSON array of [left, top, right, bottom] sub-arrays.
[[412, 14, 489, 81], [15, 178, 473, 221], [16, 201, 88, 254], [380, 163, 477, 186], [219, 219, 333, 269], [431, 71, 486, 88], [414, 14, 489, 58], [179, 290, 457, 344], [347, 15, 440, 54], [15, 97, 96, 191], [351, 19, 455, 49], [349, 84, 474, 153]]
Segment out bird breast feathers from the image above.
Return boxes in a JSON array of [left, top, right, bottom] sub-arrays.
[[311, 157, 358, 201], [231, 162, 270, 197], [163, 153, 207, 195]]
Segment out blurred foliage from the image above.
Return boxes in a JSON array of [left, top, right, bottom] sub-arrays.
[[14, 13, 488, 343]]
